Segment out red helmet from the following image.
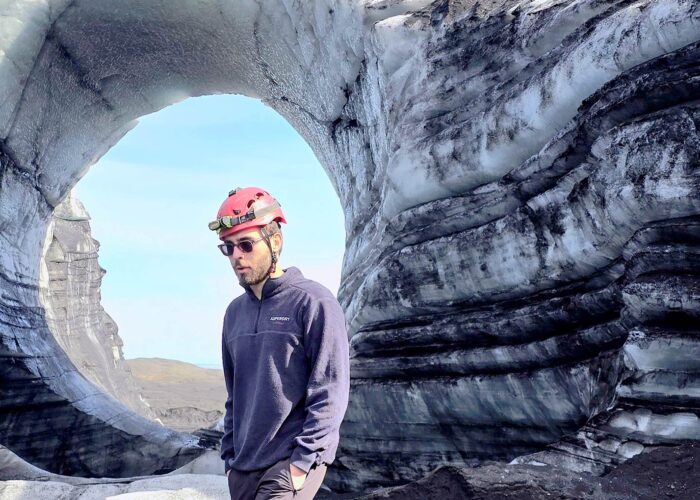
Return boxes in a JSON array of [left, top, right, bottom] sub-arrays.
[[208, 187, 286, 240]]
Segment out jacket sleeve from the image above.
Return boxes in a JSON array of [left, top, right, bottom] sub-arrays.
[[220, 313, 235, 474], [289, 297, 350, 473]]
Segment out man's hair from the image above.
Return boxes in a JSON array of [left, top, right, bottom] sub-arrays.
[[263, 221, 283, 256]]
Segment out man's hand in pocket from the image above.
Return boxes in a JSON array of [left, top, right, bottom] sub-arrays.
[[289, 463, 307, 490]]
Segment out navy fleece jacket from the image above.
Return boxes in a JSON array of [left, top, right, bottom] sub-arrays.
[[220, 266, 350, 474]]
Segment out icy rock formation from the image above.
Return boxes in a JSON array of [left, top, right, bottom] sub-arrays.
[[39, 189, 156, 419], [336, 0, 700, 490], [0, 183, 202, 477], [0, 0, 699, 493]]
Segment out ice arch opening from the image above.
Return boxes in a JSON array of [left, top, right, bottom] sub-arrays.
[[1, 0, 699, 492], [44, 93, 345, 433]]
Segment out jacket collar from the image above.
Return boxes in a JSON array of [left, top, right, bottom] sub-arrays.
[[243, 266, 303, 301]]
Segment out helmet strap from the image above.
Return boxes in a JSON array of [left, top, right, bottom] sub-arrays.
[[260, 227, 278, 276]]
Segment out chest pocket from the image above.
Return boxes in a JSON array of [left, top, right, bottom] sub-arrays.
[[232, 329, 308, 380]]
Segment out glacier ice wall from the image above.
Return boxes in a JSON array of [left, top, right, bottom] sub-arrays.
[[0, 0, 698, 491]]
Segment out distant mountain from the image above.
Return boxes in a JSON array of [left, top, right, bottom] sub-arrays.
[[127, 357, 226, 432]]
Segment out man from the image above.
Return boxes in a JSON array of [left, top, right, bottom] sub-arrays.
[[208, 187, 350, 500]]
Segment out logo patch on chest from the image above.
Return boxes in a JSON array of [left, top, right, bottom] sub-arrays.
[[269, 316, 290, 322]]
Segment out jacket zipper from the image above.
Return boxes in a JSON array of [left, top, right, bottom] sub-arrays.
[[254, 297, 262, 333]]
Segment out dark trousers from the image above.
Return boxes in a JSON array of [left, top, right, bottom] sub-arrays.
[[228, 456, 327, 500]]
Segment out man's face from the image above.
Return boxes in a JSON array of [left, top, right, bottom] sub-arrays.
[[223, 227, 273, 287]]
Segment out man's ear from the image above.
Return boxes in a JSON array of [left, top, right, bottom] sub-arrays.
[[272, 232, 283, 255]]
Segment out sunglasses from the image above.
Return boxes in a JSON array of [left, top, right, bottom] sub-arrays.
[[218, 236, 266, 256]]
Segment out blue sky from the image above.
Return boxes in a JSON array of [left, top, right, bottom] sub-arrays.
[[74, 95, 345, 368]]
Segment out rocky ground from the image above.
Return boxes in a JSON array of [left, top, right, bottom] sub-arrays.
[[126, 358, 226, 432], [0, 442, 695, 499], [346, 442, 699, 500]]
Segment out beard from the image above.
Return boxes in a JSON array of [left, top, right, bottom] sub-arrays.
[[235, 255, 272, 287]]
